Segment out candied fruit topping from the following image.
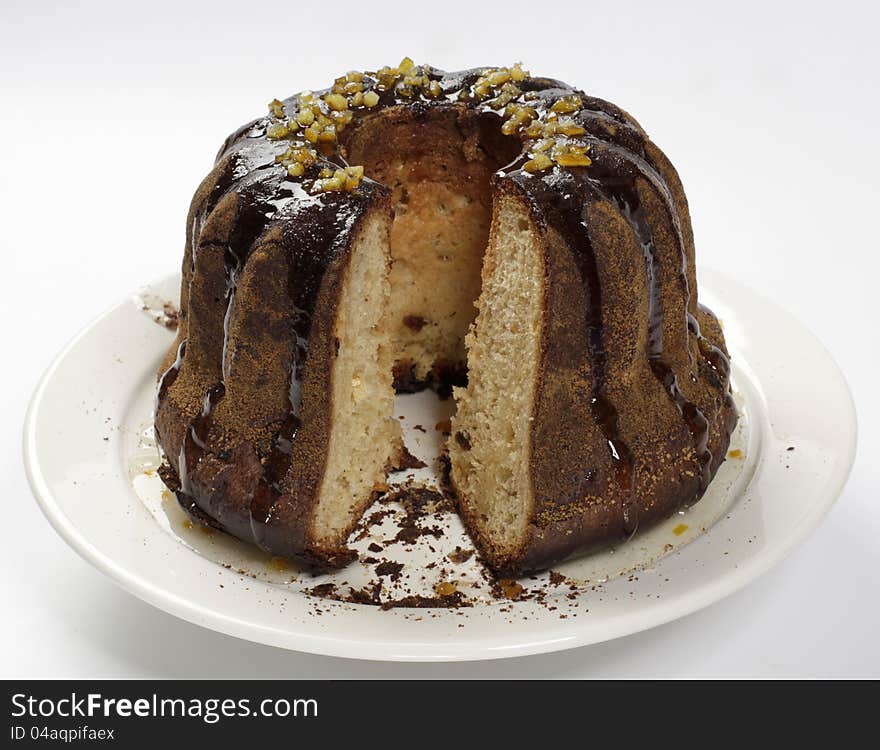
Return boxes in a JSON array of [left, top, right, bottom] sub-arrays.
[[324, 93, 348, 111], [553, 142, 593, 167], [263, 58, 595, 191], [551, 95, 583, 114], [501, 105, 537, 135], [311, 165, 365, 194], [295, 108, 315, 127], [469, 63, 529, 103], [524, 153, 553, 173], [459, 63, 594, 173], [268, 98, 286, 119], [266, 123, 290, 140]]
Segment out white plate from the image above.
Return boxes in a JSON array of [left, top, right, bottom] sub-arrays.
[[23, 269, 856, 661]]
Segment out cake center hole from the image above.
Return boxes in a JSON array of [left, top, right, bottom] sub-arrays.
[[342, 106, 519, 394]]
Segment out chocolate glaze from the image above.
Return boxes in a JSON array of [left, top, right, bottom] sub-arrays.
[[156, 64, 737, 569]]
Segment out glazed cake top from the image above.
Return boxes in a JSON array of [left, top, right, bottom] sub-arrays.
[[217, 58, 649, 197]]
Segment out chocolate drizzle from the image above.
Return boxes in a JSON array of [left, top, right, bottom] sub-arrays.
[[179, 383, 225, 498], [249, 413, 300, 546]]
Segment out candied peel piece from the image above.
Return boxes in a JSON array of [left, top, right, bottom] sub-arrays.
[[555, 152, 592, 167], [498, 579, 524, 600], [551, 95, 583, 114], [524, 153, 553, 173], [552, 141, 592, 167], [312, 165, 366, 194], [268, 98, 285, 118], [266, 123, 289, 140], [324, 93, 348, 111], [296, 108, 315, 126], [434, 581, 457, 597]]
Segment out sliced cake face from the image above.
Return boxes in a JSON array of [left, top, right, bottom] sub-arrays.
[[156, 62, 738, 574], [449, 193, 545, 571], [311, 209, 401, 552]]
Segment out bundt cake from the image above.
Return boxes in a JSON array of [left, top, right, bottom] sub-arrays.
[[155, 60, 738, 576]]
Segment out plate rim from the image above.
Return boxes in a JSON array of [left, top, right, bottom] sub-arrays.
[[22, 269, 859, 662]]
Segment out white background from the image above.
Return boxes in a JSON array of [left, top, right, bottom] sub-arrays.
[[2, 0, 878, 677]]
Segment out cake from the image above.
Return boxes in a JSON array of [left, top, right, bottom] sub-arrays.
[[155, 60, 738, 575]]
